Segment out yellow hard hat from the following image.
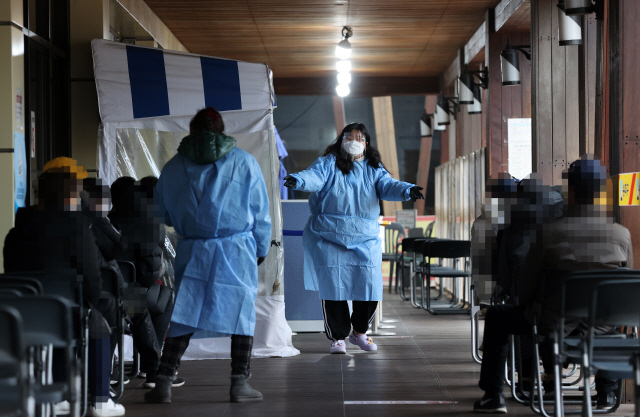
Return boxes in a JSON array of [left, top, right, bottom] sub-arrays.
[[42, 157, 88, 179]]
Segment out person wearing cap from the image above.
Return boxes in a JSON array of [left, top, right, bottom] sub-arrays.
[[283, 122, 424, 355], [474, 155, 633, 414], [145, 107, 271, 404], [3, 157, 125, 416]]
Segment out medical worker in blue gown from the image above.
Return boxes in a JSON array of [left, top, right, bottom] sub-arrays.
[[284, 122, 424, 354], [145, 108, 271, 404]]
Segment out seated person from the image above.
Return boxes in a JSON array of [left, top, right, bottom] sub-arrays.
[[471, 173, 518, 303], [3, 157, 125, 417], [108, 176, 177, 388], [474, 155, 633, 414]]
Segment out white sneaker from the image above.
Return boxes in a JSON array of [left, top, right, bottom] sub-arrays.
[[54, 401, 70, 415], [330, 340, 346, 354], [88, 399, 125, 417], [348, 332, 377, 351]]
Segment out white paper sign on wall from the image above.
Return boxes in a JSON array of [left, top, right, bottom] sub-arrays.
[[507, 118, 532, 181]]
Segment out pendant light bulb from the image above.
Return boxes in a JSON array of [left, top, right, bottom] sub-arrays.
[[336, 84, 350, 97], [337, 72, 351, 85], [336, 60, 351, 73], [335, 39, 352, 60]]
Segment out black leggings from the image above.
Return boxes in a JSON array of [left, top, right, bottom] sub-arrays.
[[157, 333, 254, 377], [321, 300, 378, 341]]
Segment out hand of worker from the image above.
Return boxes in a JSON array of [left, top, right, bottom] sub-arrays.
[[409, 186, 424, 201], [258, 256, 266, 266], [283, 175, 297, 189]]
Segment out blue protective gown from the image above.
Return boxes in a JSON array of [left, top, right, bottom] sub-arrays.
[[155, 147, 271, 337], [289, 154, 414, 301]]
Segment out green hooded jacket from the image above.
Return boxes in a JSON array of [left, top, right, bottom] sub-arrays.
[[177, 131, 236, 165]]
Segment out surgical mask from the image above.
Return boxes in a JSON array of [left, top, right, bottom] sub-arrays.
[[342, 140, 365, 156]]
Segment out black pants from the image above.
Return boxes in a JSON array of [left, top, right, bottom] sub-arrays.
[[479, 304, 618, 396], [150, 293, 175, 348], [157, 333, 254, 377], [322, 300, 378, 341]]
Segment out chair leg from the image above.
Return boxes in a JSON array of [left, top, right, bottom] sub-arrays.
[[388, 261, 395, 294]]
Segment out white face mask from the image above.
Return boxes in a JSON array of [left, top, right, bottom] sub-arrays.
[[342, 140, 365, 156]]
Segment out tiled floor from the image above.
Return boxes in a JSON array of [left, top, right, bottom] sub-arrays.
[[119, 293, 635, 417]]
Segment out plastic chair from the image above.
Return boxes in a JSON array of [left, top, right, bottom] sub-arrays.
[[1, 295, 79, 417], [420, 240, 471, 315], [0, 305, 31, 417], [425, 221, 435, 238], [383, 223, 406, 294], [530, 269, 640, 417], [407, 228, 423, 238], [0, 275, 44, 294]]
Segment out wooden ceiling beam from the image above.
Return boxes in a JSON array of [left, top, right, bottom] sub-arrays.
[[464, 22, 487, 64], [274, 76, 440, 97], [494, 0, 528, 32]]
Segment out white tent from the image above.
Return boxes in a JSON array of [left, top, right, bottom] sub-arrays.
[[91, 39, 299, 359]]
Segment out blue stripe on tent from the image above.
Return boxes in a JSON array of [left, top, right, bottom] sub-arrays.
[[283, 230, 304, 236], [126, 46, 170, 119], [200, 57, 242, 111]]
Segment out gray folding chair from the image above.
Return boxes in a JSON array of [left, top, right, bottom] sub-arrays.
[[1, 295, 79, 417], [383, 223, 406, 294], [0, 305, 32, 417], [407, 227, 424, 238]]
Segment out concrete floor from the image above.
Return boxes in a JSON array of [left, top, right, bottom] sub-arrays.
[[119, 292, 635, 417]]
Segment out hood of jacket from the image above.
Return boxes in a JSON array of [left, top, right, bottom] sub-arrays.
[[177, 131, 236, 165]]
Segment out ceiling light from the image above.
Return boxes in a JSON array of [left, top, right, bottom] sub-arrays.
[[336, 39, 351, 60], [336, 60, 351, 73], [336, 84, 350, 97], [558, 2, 582, 45], [337, 72, 351, 85]]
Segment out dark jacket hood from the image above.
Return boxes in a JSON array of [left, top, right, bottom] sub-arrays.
[[177, 131, 236, 165]]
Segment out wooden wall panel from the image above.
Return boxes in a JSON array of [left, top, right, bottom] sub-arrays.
[[486, 29, 533, 179], [372, 96, 402, 216], [586, 17, 598, 154], [415, 135, 433, 215], [618, 0, 640, 267]]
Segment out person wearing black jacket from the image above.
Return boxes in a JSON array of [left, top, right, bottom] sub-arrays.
[[3, 157, 124, 416], [109, 176, 176, 388]]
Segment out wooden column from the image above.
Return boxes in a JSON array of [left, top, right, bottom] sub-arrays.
[[415, 95, 437, 215], [532, 0, 581, 186], [332, 96, 346, 135], [608, 0, 640, 268], [372, 96, 403, 216], [415, 135, 433, 215]]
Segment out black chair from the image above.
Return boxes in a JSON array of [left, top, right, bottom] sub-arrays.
[[397, 237, 437, 306], [0, 275, 44, 294], [420, 240, 471, 315], [580, 278, 640, 417], [530, 270, 640, 417], [1, 295, 79, 417], [0, 305, 31, 417], [0, 282, 39, 296], [407, 227, 424, 238], [425, 221, 435, 238], [116, 260, 141, 379], [100, 266, 127, 401]]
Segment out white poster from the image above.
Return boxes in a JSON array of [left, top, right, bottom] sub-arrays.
[[507, 118, 532, 180], [396, 209, 417, 229]]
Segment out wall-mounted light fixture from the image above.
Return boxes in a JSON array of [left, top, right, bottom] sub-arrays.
[[445, 97, 459, 117], [459, 66, 488, 104], [501, 41, 531, 86], [468, 85, 482, 114], [564, 0, 594, 15], [420, 112, 432, 137], [436, 94, 450, 126], [335, 26, 353, 59], [558, 1, 582, 45], [433, 111, 447, 131]]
